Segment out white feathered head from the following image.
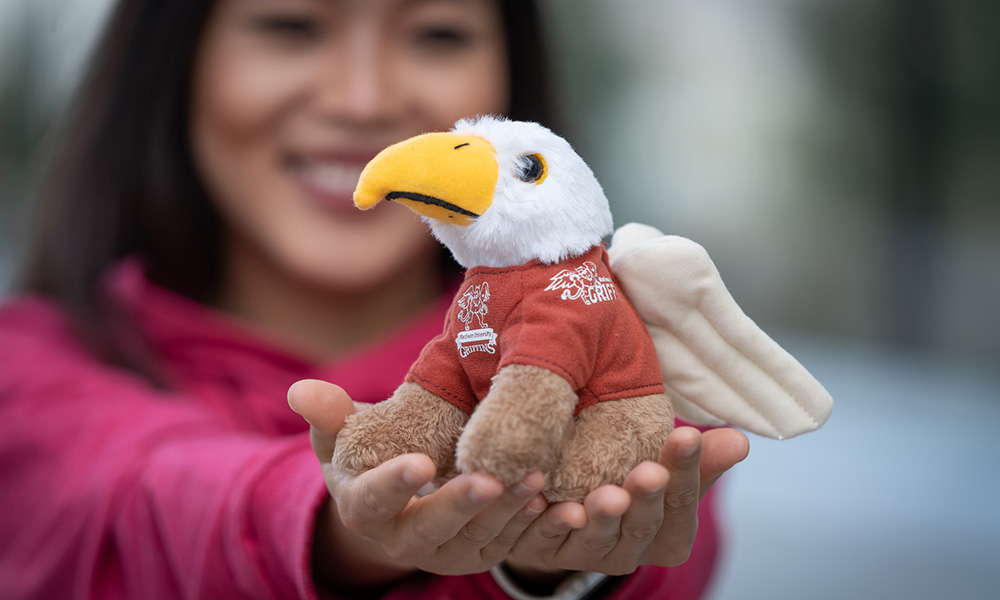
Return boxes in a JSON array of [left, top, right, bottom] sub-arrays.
[[353, 116, 613, 268]]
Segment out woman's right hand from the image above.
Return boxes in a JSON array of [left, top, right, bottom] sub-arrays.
[[287, 379, 549, 591]]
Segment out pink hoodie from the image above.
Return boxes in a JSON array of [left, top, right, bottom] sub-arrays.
[[0, 260, 720, 599]]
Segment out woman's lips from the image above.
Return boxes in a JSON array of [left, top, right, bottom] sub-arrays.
[[289, 157, 369, 214]]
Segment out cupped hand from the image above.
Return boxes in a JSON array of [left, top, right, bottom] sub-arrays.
[[289, 379, 750, 588], [287, 379, 550, 588], [505, 426, 750, 578]]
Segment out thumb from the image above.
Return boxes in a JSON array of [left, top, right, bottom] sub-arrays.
[[288, 379, 355, 463]]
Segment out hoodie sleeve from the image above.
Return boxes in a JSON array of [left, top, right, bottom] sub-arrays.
[[0, 299, 722, 600], [0, 300, 328, 600]]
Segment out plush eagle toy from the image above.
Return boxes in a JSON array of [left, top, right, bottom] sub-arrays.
[[333, 116, 833, 502]]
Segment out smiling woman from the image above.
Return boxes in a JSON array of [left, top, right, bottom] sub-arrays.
[[192, 0, 507, 271], [190, 0, 510, 357], [20, 0, 552, 366], [0, 1, 742, 599]]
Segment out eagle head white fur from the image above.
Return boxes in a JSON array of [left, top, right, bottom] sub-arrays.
[[353, 116, 614, 269]]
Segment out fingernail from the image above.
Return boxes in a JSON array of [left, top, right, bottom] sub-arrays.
[[677, 441, 701, 459], [468, 485, 491, 503], [513, 483, 534, 498], [401, 464, 425, 487], [467, 477, 499, 503], [513, 479, 539, 499], [555, 517, 581, 531], [522, 496, 546, 517], [643, 484, 668, 499]]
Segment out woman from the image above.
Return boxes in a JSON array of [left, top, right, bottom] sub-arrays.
[[0, 0, 749, 598]]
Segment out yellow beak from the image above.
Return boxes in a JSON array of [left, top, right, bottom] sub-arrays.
[[353, 132, 498, 226]]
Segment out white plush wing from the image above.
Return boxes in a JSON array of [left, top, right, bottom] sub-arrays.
[[608, 223, 833, 439]]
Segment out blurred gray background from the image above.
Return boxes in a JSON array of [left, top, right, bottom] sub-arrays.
[[2, 0, 998, 598]]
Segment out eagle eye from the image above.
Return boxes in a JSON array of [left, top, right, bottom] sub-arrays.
[[515, 153, 547, 184]]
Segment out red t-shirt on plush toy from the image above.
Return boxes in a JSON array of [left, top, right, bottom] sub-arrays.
[[407, 245, 665, 416]]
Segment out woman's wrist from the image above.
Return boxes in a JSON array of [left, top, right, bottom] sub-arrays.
[[499, 559, 574, 595], [312, 498, 415, 593], [491, 561, 611, 600]]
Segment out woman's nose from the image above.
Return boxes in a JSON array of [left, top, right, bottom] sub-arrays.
[[315, 34, 402, 126]]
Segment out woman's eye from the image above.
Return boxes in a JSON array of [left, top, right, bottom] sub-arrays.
[[249, 14, 321, 42], [515, 154, 547, 184], [412, 25, 473, 52]]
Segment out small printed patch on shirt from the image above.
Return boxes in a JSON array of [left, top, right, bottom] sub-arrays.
[[544, 261, 618, 305], [455, 282, 498, 357]]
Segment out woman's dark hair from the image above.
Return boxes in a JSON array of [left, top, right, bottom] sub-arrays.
[[502, 0, 559, 129], [19, 0, 558, 375]]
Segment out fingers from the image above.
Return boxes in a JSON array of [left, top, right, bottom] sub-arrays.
[[640, 427, 747, 567], [343, 467, 551, 575], [401, 472, 505, 550], [510, 500, 587, 567], [607, 462, 668, 563], [485, 493, 548, 558], [503, 429, 748, 576], [287, 379, 355, 463], [699, 428, 750, 495], [553, 485, 630, 570], [338, 453, 437, 533], [650, 427, 702, 565], [457, 471, 547, 563], [512, 476, 663, 576]]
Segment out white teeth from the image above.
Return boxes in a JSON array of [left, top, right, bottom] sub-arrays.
[[298, 161, 365, 195]]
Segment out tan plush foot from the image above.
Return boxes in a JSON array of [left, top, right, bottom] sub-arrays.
[[546, 393, 674, 502], [456, 364, 578, 486], [333, 382, 468, 478]]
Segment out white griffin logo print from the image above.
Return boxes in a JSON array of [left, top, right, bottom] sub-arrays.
[[457, 282, 490, 330], [455, 282, 498, 357], [545, 261, 618, 305]]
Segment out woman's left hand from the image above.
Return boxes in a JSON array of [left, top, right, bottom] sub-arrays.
[[504, 426, 749, 578]]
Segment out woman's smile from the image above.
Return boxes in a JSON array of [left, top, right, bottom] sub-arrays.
[[286, 153, 370, 214]]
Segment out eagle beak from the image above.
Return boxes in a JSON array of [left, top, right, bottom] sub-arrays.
[[353, 132, 498, 227]]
